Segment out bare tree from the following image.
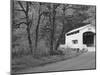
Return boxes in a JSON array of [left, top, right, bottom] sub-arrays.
[[48, 4, 60, 55], [37, 3, 60, 55], [55, 4, 68, 50], [34, 3, 42, 57], [14, 1, 34, 54]]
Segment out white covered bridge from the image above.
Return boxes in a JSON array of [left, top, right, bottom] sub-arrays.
[[59, 24, 96, 52]]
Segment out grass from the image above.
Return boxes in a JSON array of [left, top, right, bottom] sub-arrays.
[[12, 49, 85, 74]]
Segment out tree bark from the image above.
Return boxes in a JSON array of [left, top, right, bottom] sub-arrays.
[[50, 5, 56, 55], [55, 5, 66, 50], [27, 26, 33, 54], [26, 2, 33, 54], [34, 3, 42, 57]]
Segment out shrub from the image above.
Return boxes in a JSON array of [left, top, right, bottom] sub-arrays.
[[36, 40, 50, 57], [49, 50, 64, 55], [58, 46, 75, 55], [12, 45, 31, 58]]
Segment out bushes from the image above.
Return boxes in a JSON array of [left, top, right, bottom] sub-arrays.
[[12, 36, 32, 58], [58, 46, 79, 55], [12, 46, 31, 58], [12, 37, 85, 59], [62, 47, 72, 55], [49, 50, 64, 55], [36, 40, 50, 57]]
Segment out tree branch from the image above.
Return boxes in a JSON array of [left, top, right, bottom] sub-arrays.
[[14, 9, 25, 12], [18, 1, 26, 13], [14, 22, 27, 26], [19, 17, 27, 20]]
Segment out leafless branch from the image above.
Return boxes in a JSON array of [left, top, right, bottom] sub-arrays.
[[19, 17, 27, 19], [14, 22, 27, 26], [14, 9, 25, 12], [18, 1, 26, 13]]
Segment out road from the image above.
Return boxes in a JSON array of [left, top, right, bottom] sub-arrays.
[[19, 52, 96, 73]]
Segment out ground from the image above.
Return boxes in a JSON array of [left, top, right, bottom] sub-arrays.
[[18, 51, 96, 74]]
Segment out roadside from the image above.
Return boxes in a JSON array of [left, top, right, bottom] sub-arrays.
[[12, 50, 85, 74], [18, 52, 96, 73]]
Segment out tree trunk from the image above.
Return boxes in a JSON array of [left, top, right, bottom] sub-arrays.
[[50, 5, 56, 55], [34, 4, 41, 57], [17, 2, 33, 55], [27, 27, 33, 54], [26, 2, 33, 55], [34, 16, 40, 56], [55, 30, 65, 50], [55, 5, 66, 50]]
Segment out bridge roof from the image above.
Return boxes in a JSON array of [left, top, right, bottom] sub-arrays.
[[66, 24, 95, 35]]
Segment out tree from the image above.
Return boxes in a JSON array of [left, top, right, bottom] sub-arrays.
[[55, 4, 68, 50], [13, 1, 34, 54], [37, 3, 60, 55], [47, 4, 60, 54], [34, 3, 42, 56]]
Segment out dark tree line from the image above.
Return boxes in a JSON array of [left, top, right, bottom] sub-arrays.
[[12, 0, 96, 57]]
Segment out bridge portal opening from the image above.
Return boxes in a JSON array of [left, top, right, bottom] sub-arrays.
[[83, 32, 95, 47]]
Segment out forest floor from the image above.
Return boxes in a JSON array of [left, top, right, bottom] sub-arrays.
[[12, 50, 85, 74]]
